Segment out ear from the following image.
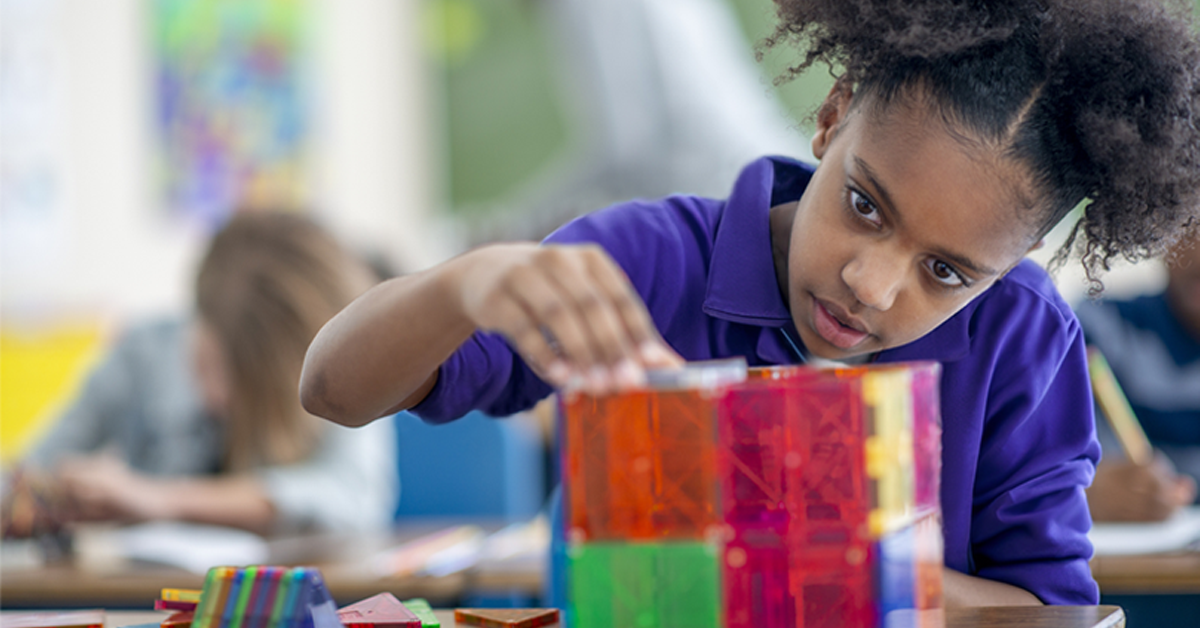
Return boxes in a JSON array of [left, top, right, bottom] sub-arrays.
[[812, 81, 855, 160]]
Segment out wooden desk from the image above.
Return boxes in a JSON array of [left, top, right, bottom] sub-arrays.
[[2, 607, 1127, 628], [0, 522, 534, 608], [1091, 552, 1200, 595]]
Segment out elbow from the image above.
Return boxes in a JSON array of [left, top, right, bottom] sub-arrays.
[[299, 362, 371, 428]]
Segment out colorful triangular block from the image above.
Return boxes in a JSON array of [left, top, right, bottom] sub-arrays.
[[191, 566, 340, 628], [452, 609, 560, 628], [337, 593, 421, 628]]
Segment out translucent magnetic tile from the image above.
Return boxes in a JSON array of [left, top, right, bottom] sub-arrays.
[[568, 542, 720, 628], [565, 389, 719, 540]]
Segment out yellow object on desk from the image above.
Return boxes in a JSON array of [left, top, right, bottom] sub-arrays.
[[1087, 346, 1152, 465]]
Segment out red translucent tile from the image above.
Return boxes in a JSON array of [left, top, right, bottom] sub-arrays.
[[721, 525, 795, 628], [718, 383, 793, 524], [911, 364, 942, 513], [162, 611, 194, 628], [155, 600, 198, 612]]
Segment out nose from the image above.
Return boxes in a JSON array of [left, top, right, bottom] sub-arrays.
[[843, 246, 905, 311]]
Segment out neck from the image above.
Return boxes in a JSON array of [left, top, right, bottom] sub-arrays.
[[769, 201, 799, 307]]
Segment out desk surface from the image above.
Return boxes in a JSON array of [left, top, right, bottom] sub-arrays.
[[0, 523, 532, 608], [1091, 552, 1200, 595], [4, 520, 1195, 608], [1, 607, 1127, 628]]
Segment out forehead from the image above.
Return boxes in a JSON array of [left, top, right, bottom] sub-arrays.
[[845, 100, 1040, 270]]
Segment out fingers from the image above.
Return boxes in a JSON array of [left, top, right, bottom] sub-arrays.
[[464, 243, 682, 393]]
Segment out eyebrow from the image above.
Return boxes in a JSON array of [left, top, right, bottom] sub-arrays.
[[852, 155, 1001, 279]]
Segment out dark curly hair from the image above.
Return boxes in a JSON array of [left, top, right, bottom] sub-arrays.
[[765, 0, 1200, 290]]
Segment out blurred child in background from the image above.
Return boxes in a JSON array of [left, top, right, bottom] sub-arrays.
[[15, 211, 396, 535], [1078, 235, 1200, 522]]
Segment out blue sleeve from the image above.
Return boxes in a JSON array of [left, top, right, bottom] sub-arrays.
[[968, 285, 1100, 604], [410, 331, 554, 423], [411, 197, 699, 423]]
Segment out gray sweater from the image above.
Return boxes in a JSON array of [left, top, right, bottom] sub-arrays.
[[26, 318, 398, 533]]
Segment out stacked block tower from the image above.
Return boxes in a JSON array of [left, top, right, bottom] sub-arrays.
[[561, 360, 944, 628]]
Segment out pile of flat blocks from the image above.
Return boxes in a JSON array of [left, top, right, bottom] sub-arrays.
[[562, 361, 945, 628]]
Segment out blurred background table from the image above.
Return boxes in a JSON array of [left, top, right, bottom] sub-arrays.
[[1, 607, 1126, 628], [0, 520, 542, 609]]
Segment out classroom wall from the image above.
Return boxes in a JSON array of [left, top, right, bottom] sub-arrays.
[[0, 0, 450, 326]]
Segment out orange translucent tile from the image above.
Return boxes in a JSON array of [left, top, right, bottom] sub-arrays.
[[453, 608, 559, 628], [564, 389, 719, 541]]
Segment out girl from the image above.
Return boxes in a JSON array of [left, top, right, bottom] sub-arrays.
[[25, 212, 396, 535], [301, 0, 1200, 606]]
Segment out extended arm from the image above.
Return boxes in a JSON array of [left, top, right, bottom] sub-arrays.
[[943, 569, 1042, 607], [301, 243, 679, 427], [300, 257, 475, 427], [54, 454, 276, 535]]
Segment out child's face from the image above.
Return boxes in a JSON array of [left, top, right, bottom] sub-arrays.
[[779, 89, 1043, 360], [190, 319, 232, 419]]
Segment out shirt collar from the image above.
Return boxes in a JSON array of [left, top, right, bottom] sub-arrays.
[[702, 156, 810, 327], [703, 155, 974, 364]]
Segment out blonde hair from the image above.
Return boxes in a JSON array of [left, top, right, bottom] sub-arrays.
[[195, 211, 373, 470]]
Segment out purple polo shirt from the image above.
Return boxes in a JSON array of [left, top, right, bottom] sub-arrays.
[[413, 156, 1101, 605]]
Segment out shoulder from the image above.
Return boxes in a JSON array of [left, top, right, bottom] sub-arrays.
[[973, 260, 1082, 345], [113, 317, 191, 357], [942, 260, 1085, 392], [545, 195, 725, 287], [548, 195, 724, 250]]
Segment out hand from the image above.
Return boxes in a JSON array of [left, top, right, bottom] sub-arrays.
[[54, 454, 173, 524], [1, 468, 70, 538], [1087, 452, 1197, 522], [455, 242, 683, 393]]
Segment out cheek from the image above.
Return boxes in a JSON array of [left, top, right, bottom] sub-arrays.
[[790, 207, 855, 284]]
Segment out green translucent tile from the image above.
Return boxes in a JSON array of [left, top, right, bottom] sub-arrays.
[[400, 599, 440, 628], [658, 543, 721, 628], [568, 542, 720, 628]]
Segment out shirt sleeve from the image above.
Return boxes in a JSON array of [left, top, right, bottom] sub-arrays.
[[255, 417, 398, 533], [968, 284, 1101, 605], [24, 328, 141, 469], [410, 199, 680, 423]]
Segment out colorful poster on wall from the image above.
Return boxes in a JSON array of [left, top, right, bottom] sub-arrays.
[[152, 0, 311, 229]]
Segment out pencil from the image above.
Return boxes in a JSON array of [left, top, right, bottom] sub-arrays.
[[1087, 346, 1153, 465]]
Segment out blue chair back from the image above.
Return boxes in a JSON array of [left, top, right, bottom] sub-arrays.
[[392, 410, 546, 521]]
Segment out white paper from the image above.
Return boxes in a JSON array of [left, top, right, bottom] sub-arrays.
[[104, 521, 268, 573], [1088, 506, 1200, 556]]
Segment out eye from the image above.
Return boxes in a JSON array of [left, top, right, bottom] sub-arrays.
[[849, 189, 881, 225], [925, 258, 967, 288]]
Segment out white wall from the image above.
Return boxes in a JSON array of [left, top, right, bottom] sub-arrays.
[[0, 0, 449, 327], [310, 0, 454, 277], [1030, 214, 1168, 307]]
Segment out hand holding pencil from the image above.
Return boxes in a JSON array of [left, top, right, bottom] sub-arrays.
[[1086, 346, 1196, 522]]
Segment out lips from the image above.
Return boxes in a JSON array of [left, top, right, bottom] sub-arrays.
[[812, 298, 870, 350]]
